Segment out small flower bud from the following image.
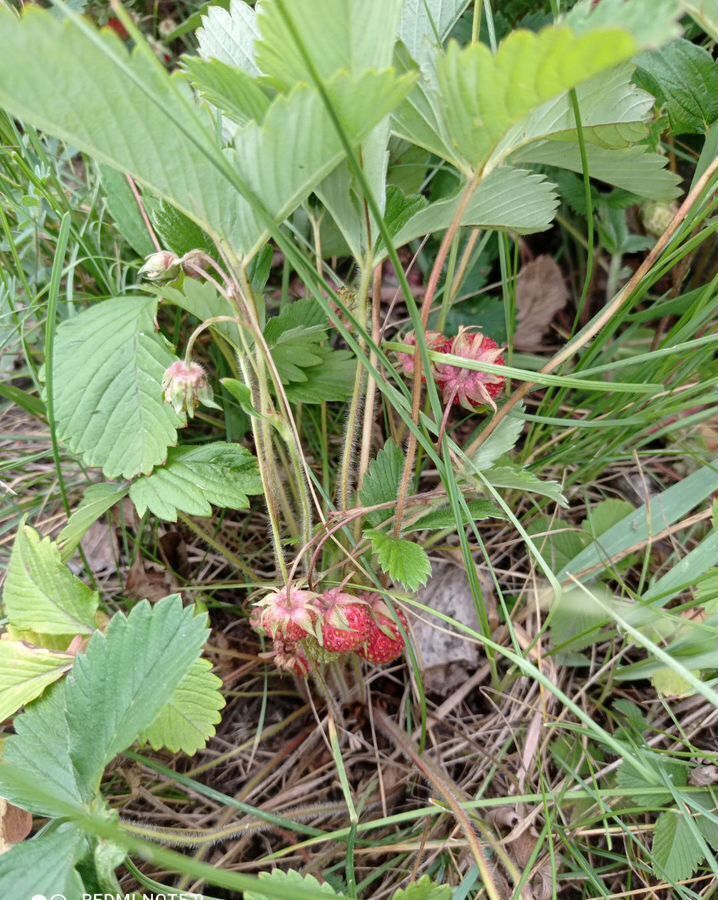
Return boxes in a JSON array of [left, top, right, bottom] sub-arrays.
[[179, 249, 212, 278], [162, 360, 215, 417], [139, 250, 180, 282]]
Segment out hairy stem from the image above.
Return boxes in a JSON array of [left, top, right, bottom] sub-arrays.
[[338, 260, 374, 511]]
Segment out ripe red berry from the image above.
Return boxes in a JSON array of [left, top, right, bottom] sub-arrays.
[[358, 595, 408, 665], [318, 589, 371, 654]]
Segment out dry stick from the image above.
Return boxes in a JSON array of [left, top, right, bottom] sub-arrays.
[[394, 174, 481, 535], [356, 263, 384, 494], [125, 175, 161, 252], [374, 708, 507, 900], [466, 156, 718, 459]]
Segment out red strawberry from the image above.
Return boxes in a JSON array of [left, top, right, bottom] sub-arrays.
[[318, 589, 371, 654], [358, 596, 408, 665]]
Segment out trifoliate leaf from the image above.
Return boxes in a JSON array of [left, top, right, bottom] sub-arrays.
[[3, 525, 99, 635], [129, 442, 263, 522], [244, 868, 344, 899], [53, 296, 183, 480], [652, 810, 705, 883], [0, 823, 87, 898], [392, 875, 452, 900], [0, 641, 74, 723], [586, 499, 636, 539], [140, 657, 225, 755], [65, 595, 210, 794], [366, 531, 431, 591], [359, 439, 405, 526], [264, 300, 356, 402], [57, 483, 129, 561]]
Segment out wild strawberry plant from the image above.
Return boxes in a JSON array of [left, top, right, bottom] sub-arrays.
[[1, 0, 716, 894]]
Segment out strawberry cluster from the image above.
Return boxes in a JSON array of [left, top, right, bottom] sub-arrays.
[[251, 587, 408, 677], [398, 327, 506, 410]]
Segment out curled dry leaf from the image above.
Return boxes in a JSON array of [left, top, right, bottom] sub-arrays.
[[514, 255, 569, 352]]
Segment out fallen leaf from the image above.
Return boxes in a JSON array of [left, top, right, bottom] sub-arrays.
[[411, 563, 488, 693], [0, 799, 32, 855], [514, 255, 568, 351], [126, 556, 178, 602]]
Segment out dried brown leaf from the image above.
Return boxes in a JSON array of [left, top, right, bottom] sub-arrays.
[[514, 255, 568, 352]]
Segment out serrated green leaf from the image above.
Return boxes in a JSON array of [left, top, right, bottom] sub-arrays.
[[53, 296, 183, 480], [185, 56, 271, 126], [99, 164, 155, 257], [256, 0, 402, 90], [399, 0, 471, 76], [264, 299, 328, 342], [470, 411, 524, 472], [392, 875, 452, 900], [437, 25, 639, 169], [66, 595, 210, 794], [0, 681, 84, 817], [652, 667, 699, 698], [366, 531, 431, 590], [482, 465, 568, 507], [389, 167, 560, 251], [283, 348, 357, 404], [0, 10, 414, 256], [586, 499, 636, 539], [57, 483, 129, 561], [269, 325, 327, 383], [0, 641, 73, 723], [616, 753, 687, 806], [244, 867, 344, 899], [3, 525, 99, 635], [140, 657, 225, 755], [382, 185, 429, 240], [512, 142, 681, 201], [0, 824, 87, 898], [404, 500, 505, 533], [359, 439, 405, 526], [0, 7, 246, 247], [129, 442, 263, 522], [636, 38, 718, 135], [495, 65, 655, 174], [151, 199, 217, 257], [196, 0, 260, 75], [653, 810, 705, 882], [565, 0, 681, 47]]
